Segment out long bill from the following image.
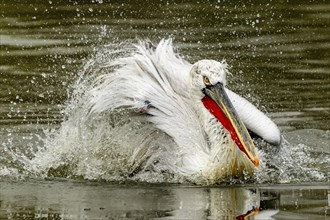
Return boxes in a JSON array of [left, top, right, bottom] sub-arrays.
[[202, 83, 259, 166]]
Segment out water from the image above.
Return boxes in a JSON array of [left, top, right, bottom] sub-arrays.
[[0, 180, 329, 219], [0, 0, 329, 219]]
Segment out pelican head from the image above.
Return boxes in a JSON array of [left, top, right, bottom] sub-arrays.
[[190, 59, 228, 97], [189, 59, 259, 167]]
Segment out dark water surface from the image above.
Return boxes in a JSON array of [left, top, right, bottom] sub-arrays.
[[1, 0, 330, 219]]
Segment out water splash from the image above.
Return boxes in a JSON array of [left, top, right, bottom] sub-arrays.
[[1, 41, 329, 184], [255, 134, 329, 184]]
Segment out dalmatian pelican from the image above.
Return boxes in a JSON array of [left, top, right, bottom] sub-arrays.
[[88, 39, 281, 184]]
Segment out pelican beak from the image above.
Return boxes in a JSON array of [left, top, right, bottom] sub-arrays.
[[202, 83, 259, 167]]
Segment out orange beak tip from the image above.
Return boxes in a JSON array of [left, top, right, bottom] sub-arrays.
[[254, 158, 259, 167]]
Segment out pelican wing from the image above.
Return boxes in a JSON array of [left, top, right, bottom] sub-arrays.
[[226, 89, 281, 145]]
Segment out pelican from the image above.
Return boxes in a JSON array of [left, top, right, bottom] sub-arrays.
[[88, 39, 281, 184]]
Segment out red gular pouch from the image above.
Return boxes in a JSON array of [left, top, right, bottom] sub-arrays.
[[201, 95, 247, 155]]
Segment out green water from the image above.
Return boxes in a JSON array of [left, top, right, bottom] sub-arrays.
[[0, 0, 329, 219]]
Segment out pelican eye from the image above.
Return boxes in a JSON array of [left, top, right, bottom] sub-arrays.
[[203, 76, 211, 86]]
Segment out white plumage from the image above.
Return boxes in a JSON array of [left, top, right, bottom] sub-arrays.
[[87, 39, 280, 184]]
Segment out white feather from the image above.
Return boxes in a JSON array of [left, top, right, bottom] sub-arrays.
[[226, 89, 281, 145]]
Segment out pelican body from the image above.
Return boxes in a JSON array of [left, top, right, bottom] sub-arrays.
[[88, 39, 280, 184]]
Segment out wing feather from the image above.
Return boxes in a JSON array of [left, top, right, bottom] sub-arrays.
[[87, 39, 210, 174], [226, 89, 281, 145]]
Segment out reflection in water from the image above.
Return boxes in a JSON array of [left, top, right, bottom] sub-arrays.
[[0, 181, 277, 220], [1, 180, 329, 219]]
